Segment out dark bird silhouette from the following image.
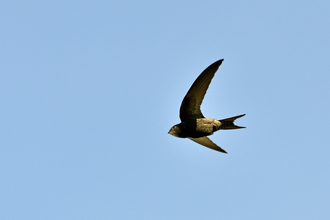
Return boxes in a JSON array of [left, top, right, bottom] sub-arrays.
[[168, 59, 245, 153]]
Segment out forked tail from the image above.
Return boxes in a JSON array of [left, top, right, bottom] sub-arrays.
[[220, 114, 246, 130]]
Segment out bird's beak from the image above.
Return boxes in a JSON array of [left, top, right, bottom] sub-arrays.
[[168, 130, 179, 137]]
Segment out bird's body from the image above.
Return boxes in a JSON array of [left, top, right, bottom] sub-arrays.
[[168, 59, 245, 153], [171, 118, 220, 138]]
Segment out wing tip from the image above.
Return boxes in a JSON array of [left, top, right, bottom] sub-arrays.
[[214, 59, 224, 66], [218, 148, 228, 154]]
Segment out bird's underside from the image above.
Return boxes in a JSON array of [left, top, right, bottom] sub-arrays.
[[180, 115, 245, 153]]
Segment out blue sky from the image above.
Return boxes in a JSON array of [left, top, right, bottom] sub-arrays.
[[1, 0, 330, 219]]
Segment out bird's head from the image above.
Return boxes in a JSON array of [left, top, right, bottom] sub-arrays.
[[168, 124, 183, 137]]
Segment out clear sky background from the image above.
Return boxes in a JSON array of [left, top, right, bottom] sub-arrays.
[[1, 1, 330, 219]]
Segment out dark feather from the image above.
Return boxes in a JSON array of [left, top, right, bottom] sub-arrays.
[[180, 59, 224, 121]]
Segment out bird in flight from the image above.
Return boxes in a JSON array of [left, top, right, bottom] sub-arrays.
[[168, 59, 245, 153]]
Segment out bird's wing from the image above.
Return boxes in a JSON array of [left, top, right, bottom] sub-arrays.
[[180, 59, 223, 121], [189, 136, 227, 153]]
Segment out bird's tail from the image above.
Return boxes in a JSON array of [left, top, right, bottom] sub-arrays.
[[219, 114, 246, 130]]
